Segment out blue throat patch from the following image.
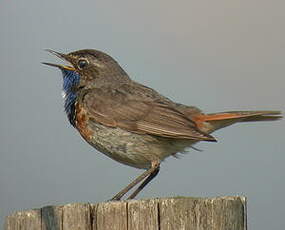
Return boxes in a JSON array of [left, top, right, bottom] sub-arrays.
[[61, 69, 80, 126]]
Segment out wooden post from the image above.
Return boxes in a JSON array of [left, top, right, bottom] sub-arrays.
[[5, 196, 246, 230]]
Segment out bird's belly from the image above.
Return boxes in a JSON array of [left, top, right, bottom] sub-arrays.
[[79, 120, 195, 169]]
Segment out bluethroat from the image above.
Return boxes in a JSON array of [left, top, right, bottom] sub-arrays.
[[43, 49, 282, 200]]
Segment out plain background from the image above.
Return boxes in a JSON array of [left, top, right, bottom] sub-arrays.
[[0, 0, 284, 229]]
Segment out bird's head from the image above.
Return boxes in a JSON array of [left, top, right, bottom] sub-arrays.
[[43, 49, 129, 125], [43, 49, 129, 90]]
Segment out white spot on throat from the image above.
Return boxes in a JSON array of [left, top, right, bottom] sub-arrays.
[[61, 91, 66, 99]]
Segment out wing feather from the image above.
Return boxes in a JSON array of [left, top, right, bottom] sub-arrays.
[[82, 87, 216, 141]]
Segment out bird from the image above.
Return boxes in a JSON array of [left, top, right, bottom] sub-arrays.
[[43, 49, 282, 200]]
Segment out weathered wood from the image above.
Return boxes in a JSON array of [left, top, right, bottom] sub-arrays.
[[96, 201, 127, 230], [128, 199, 159, 230], [62, 203, 91, 230], [5, 196, 247, 230], [41, 205, 63, 230], [5, 208, 41, 230]]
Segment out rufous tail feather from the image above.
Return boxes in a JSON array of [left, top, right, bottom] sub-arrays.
[[194, 110, 282, 133]]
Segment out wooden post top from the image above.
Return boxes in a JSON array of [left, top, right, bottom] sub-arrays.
[[5, 196, 247, 230]]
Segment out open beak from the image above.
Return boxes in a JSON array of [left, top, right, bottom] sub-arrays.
[[42, 49, 76, 71]]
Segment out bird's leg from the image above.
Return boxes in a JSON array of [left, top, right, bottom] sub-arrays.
[[127, 166, 160, 200], [111, 161, 160, 201]]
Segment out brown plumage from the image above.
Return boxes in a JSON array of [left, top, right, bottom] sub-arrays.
[[43, 49, 282, 200]]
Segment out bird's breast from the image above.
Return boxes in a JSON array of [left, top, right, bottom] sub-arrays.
[[74, 102, 94, 140]]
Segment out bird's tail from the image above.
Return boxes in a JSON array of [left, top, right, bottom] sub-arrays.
[[193, 110, 282, 133]]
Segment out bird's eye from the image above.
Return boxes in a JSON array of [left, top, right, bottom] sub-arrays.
[[78, 59, 88, 69]]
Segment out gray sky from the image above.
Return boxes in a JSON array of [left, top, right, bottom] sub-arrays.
[[1, 0, 284, 229]]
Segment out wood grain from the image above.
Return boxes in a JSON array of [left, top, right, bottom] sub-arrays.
[[5, 196, 246, 230]]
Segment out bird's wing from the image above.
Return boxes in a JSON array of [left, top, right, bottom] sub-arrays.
[[81, 87, 216, 141]]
